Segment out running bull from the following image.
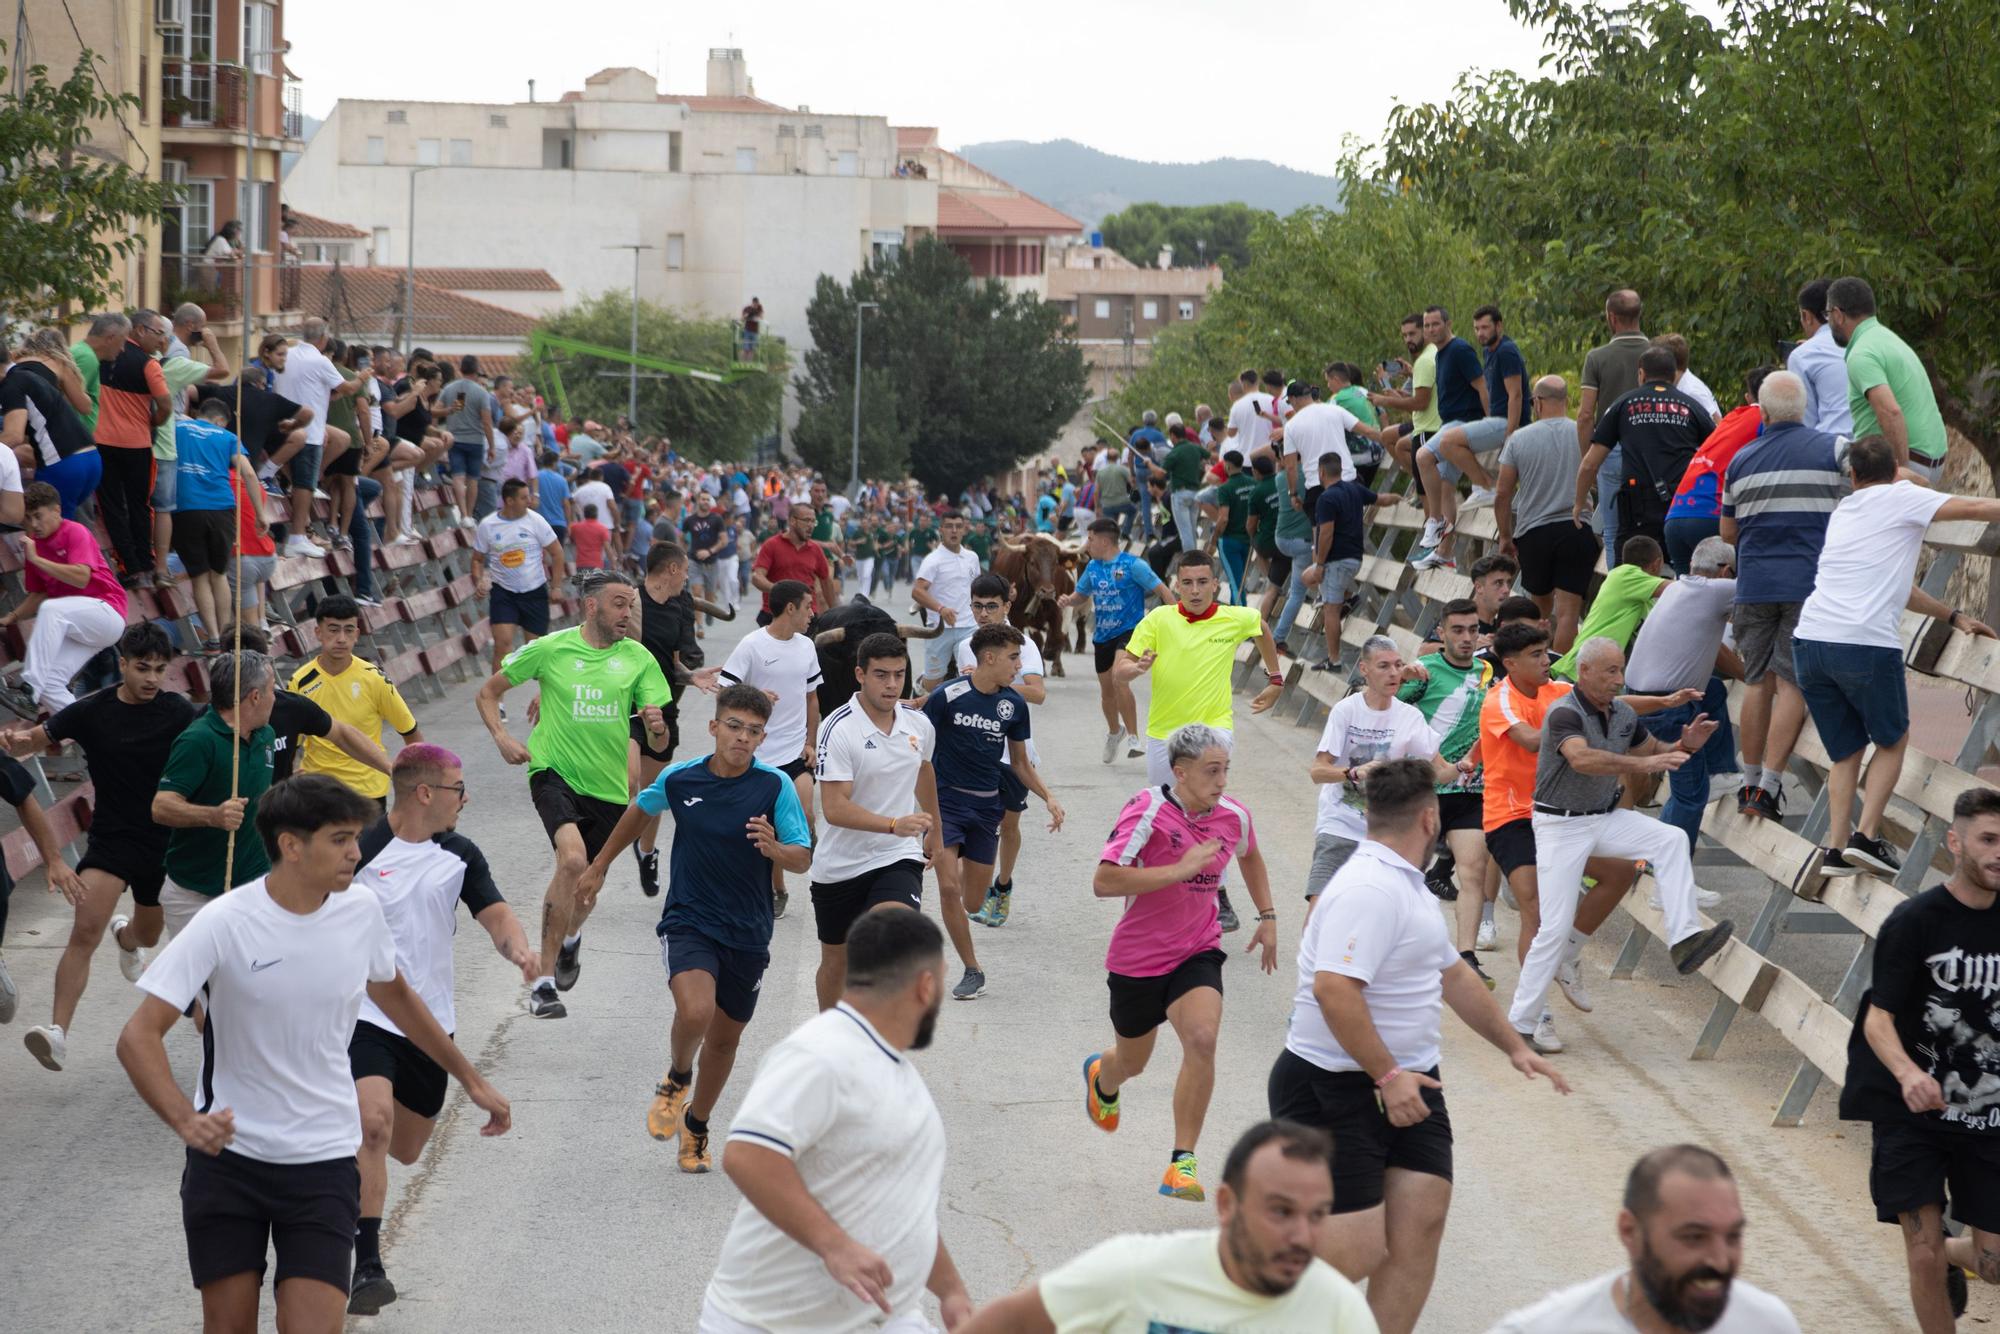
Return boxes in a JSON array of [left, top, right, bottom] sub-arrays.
[[991, 533, 1078, 678], [809, 597, 941, 715]]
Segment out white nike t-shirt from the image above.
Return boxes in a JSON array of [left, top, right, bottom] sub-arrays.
[[137, 877, 397, 1164], [721, 627, 825, 767]]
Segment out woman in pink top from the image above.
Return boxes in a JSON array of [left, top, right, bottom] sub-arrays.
[[0, 482, 128, 716], [1078, 723, 1277, 1204]]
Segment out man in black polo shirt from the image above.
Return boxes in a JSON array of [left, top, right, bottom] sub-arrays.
[[1576, 346, 1715, 564], [1506, 636, 1734, 1048]]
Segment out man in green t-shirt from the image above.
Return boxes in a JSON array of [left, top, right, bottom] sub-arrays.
[[477, 570, 675, 1019], [152, 649, 278, 936], [1208, 451, 1257, 605], [1160, 426, 1210, 550], [1826, 275, 1949, 480], [1549, 534, 1670, 681], [69, 313, 133, 437], [1246, 455, 1282, 624]]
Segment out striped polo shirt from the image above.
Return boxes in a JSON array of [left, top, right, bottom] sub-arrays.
[[1718, 420, 1850, 605]]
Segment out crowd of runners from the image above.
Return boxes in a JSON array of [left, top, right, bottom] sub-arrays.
[[2, 275, 1997, 1334]]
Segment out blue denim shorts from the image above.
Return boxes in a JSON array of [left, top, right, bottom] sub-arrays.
[[1793, 638, 1908, 762], [448, 439, 484, 478], [150, 453, 178, 514], [1318, 556, 1362, 605]]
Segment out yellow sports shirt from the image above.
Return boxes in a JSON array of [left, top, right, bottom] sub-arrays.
[[288, 655, 416, 799], [1127, 602, 1263, 738]]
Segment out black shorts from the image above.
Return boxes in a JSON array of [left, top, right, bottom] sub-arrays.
[[1107, 948, 1225, 1040], [811, 858, 924, 945], [1094, 630, 1134, 675], [663, 926, 770, 1024], [170, 508, 234, 577], [322, 436, 361, 477], [1869, 1118, 2000, 1232], [999, 764, 1029, 813], [529, 769, 627, 862], [1267, 1047, 1453, 1214], [1513, 521, 1601, 598], [777, 756, 812, 782], [349, 1018, 449, 1120], [1485, 817, 1535, 877], [78, 836, 168, 906], [1437, 792, 1483, 834], [180, 1147, 359, 1292], [631, 709, 680, 763], [1266, 548, 1291, 588], [489, 582, 551, 635]]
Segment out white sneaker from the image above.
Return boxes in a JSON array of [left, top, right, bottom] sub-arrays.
[[1529, 1011, 1564, 1054], [1556, 958, 1594, 1012], [0, 955, 14, 1024], [1475, 919, 1498, 951], [283, 534, 325, 558], [1651, 887, 1723, 911], [1420, 518, 1445, 547], [1102, 730, 1122, 765], [1461, 485, 1497, 511], [23, 1023, 64, 1070], [111, 914, 147, 983], [1411, 547, 1448, 571], [1709, 772, 1745, 800]]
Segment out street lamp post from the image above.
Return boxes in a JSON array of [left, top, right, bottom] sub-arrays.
[[848, 300, 879, 498], [404, 165, 441, 358], [604, 243, 656, 429]]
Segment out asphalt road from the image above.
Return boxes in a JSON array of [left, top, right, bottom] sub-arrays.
[[0, 583, 1971, 1332]]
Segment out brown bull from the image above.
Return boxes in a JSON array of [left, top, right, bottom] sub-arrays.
[[991, 534, 1076, 677]]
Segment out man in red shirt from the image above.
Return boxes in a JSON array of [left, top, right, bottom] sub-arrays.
[[750, 502, 835, 624]]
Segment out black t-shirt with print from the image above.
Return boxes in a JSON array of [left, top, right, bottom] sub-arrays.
[[45, 686, 199, 846], [1841, 885, 2000, 1133], [1590, 383, 1716, 520]]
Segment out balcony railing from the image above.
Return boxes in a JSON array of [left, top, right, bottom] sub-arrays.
[[162, 252, 241, 319], [162, 61, 247, 131]]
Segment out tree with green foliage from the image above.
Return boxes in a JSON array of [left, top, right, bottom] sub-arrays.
[[1099, 202, 1267, 271], [0, 47, 179, 323], [534, 292, 783, 459], [1378, 0, 2000, 470], [796, 235, 1087, 495]]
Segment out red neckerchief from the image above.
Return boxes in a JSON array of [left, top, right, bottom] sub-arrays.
[[1175, 600, 1220, 623]]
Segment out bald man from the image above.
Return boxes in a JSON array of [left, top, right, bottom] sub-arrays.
[[1494, 376, 1598, 653]]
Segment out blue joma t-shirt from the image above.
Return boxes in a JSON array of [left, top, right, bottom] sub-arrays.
[[1313, 481, 1380, 562], [1435, 336, 1486, 424], [921, 675, 1031, 795], [1077, 552, 1163, 642], [172, 417, 245, 511], [641, 756, 811, 952]]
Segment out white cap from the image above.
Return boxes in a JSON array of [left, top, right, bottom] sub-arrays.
[[1164, 412, 1184, 428]]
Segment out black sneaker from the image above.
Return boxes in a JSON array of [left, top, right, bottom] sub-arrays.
[[1216, 890, 1241, 933], [1460, 950, 1496, 991], [526, 981, 566, 1018], [348, 1257, 397, 1315], [1844, 832, 1901, 877], [636, 847, 661, 898], [1670, 920, 1735, 974], [554, 936, 582, 991], [1948, 1261, 1969, 1319], [0, 678, 37, 722], [1739, 785, 1781, 822], [1425, 869, 1459, 901]]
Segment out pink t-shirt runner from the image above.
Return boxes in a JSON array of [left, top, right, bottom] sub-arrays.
[[1099, 785, 1256, 977], [25, 519, 127, 617]]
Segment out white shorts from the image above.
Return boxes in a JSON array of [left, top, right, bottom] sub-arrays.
[[160, 880, 215, 938], [697, 1293, 938, 1334], [1145, 726, 1235, 786]]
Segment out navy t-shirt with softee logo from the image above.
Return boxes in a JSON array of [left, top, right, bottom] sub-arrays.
[[920, 675, 1030, 796]]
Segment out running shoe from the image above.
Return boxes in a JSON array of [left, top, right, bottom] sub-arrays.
[[353, 592, 382, 608], [1709, 772, 1745, 801], [978, 884, 1012, 927], [952, 967, 986, 1001], [526, 981, 567, 1018], [23, 1023, 64, 1070], [348, 1258, 397, 1315], [1420, 518, 1445, 548], [1529, 1012, 1564, 1054], [1670, 920, 1735, 975], [554, 937, 582, 991], [1425, 868, 1459, 901], [1738, 784, 1781, 822], [1475, 918, 1498, 952], [1843, 832, 1901, 877], [636, 847, 661, 898], [1160, 1154, 1205, 1202], [648, 1078, 690, 1142], [0, 678, 38, 722], [678, 1112, 713, 1173], [1102, 730, 1123, 764], [111, 914, 148, 982], [1410, 549, 1455, 572], [773, 888, 788, 920], [283, 534, 326, 558], [968, 885, 1002, 926], [1127, 736, 1147, 759], [1460, 951, 1495, 991], [1555, 957, 1594, 1012], [0, 955, 15, 1023], [1461, 485, 1497, 512], [1216, 891, 1240, 934], [1082, 1052, 1120, 1132]]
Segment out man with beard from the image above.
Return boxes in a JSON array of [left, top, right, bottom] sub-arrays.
[[1487, 1145, 1800, 1332], [699, 909, 972, 1334], [955, 1120, 1376, 1331]]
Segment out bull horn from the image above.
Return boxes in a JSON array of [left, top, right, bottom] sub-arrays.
[[897, 622, 944, 640], [998, 535, 1028, 550], [693, 598, 734, 621], [814, 628, 848, 647]]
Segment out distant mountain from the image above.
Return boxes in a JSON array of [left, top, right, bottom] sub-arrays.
[[955, 139, 1341, 229]]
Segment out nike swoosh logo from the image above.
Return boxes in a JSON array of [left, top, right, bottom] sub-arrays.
[[250, 958, 282, 972]]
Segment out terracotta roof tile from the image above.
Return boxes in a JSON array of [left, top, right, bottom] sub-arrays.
[[411, 267, 561, 292], [285, 210, 368, 240], [936, 188, 1082, 236], [293, 268, 534, 340]]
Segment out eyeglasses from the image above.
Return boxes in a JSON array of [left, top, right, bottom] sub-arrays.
[[971, 600, 1007, 612], [718, 719, 767, 738], [425, 781, 468, 799]]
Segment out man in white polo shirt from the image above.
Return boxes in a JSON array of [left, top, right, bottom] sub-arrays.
[[912, 510, 980, 689], [115, 775, 511, 1334], [811, 631, 940, 1009], [703, 910, 970, 1334]]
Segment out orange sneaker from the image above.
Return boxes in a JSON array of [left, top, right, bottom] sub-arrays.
[[678, 1110, 713, 1173], [647, 1078, 689, 1142], [1083, 1052, 1119, 1133], [1160, 1153, 1204, 1202]]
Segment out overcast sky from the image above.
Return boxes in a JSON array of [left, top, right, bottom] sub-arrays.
[[287, 0, 1556, 175]]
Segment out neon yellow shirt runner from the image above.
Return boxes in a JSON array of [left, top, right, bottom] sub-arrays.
[[501, 626, 672, 804], [1128, 603, 1264, 738]]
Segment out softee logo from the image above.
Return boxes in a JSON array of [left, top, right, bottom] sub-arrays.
[[951, 712, 1006, 735]]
